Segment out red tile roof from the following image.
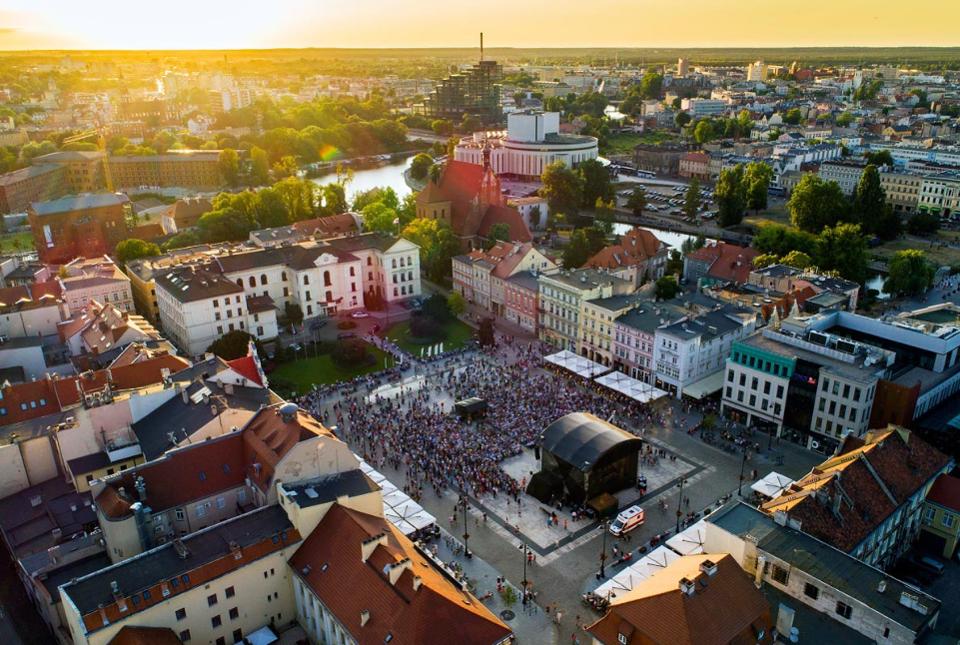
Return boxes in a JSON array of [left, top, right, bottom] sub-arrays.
[[226, 354, 264, 387], [289, 505, 512, 645], [687, 243, 758, 284], [295, 213, 360, 237], [681, 152, 709, 163], [587, 554, 772, 645], [585, 228, 666, 270], [927, 474, 960, 512], [108, 626, 182, 645], [0, 379, 61, 425], [478, 205, 532, 243], [762, 427, 952, 553]]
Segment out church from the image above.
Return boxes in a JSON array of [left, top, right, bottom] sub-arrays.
[[415, 148, 532, 249]]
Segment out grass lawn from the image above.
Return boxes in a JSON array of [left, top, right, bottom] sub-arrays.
[[269, 346, 394, 395], [0, 231, 34, 254], [604, 131, 678, 157], [872, 238, 960, 268], [743, 203, 792, 230], [384, 318, 474, 356]]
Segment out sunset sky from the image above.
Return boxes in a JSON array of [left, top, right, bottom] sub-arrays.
[[1, 0, 958, 50]]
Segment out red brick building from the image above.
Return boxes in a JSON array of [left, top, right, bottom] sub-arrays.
[[28, 193, 131, 264]]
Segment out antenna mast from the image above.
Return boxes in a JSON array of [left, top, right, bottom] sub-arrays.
[[480, 32, 484, 62]]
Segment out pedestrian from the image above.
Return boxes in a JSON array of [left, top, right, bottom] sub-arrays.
[[556, 610, 563, 624]]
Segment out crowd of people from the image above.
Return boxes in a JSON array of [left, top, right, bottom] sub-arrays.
[[298, 343, 664, 504]]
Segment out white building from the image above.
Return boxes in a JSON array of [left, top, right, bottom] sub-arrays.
[[454, 110, 599, 179], [654, 305, 758, 399], [746, 60, 768, 82], [680, 99, 728, 118]]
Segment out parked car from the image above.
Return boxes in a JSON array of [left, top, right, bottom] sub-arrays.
[[350, 310, 370, 319]]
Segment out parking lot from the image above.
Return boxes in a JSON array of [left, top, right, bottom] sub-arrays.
[[617, 181, 717, 223]]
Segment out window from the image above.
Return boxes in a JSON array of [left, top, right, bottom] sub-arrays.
[[216, 639, 225, 645], [225, 586, 235, 599], [260, 274, 267, 285], [323, 271, 332, 286], [771, 564, 789, 585], [179, 630, 191, 642], [803, 583, 819, 600], [143, 590, 152, 601], [207, 593, 218, 607], [943, 513, 955, 529], [181, 574, 190, 585], [211, 615, 222, 628], [175, 608, 187, 621], [229, 607, 239, 620], [836, 601, 852, 619], [216, 497, 226, 510], [232, 630, 243, 643], [303, 275, 309, 285]]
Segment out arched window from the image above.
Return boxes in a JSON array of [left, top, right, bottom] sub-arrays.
[[325, 290, 333, 302], [236, 279, 242, 287], [248, 276, 256, 288], [323, 271, 332, 287], [392, 258, 397, 269], [281, 271, 287, 281], [303, 275, 309, 285], [260, 274, 267, 285], [349, 266, 355, 277]]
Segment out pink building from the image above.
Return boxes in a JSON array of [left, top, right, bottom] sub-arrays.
[[504, 271, 540, 333]]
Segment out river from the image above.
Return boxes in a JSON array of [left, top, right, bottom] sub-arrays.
[[310, 156, 415, 202]]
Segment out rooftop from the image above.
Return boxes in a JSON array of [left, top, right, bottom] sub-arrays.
[[708, 502, 940, 634], [30, 193, 129, 216], [283, 469, 379, 508]]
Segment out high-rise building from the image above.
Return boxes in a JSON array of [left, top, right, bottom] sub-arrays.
[[426, 34, 502, 124], [677, 57, 690, 76], [746, 59, 768, 82]]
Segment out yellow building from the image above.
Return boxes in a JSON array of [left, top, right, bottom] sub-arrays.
[[920, 474, 960, 559]]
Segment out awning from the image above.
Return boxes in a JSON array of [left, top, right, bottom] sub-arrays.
[[593, 546, 681, 598], [665, 520, 707, 556], [543, 350, 609, 378], [357, 456, 437, 536], [751, 471, 795, 499], [682, 370, 725, 400], [594, 370, 669, 404]]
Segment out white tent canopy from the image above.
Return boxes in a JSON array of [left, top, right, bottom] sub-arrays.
[[751, 471, 795, 500], [357, 456, 437, 536], [665, 519, 708, 556], [544, 350, 609, 378], [593, 546, 682, 598], [594, 370, 669, 404]]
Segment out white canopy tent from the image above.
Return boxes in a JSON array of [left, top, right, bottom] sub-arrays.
[[593, 546, 682, 598], [665, 519, 708, 556], [751, 471, 795, 500], [543, 350, 609, 378], [356, 456, 437, 536], [594, 370, 669, 404]]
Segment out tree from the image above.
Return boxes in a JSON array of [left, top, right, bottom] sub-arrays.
[[665, 249, 683, 275], [320, 183, 348, 215], [478, 318, 496, 347], [655, 275, 679, 300], [218, 148, 241, 187], [360, 202, 399, 233], [578, 159, 613, 207], [401, 217, 461, 282], [284, 302, 304, 328], [353, 186, 399, 212], [863, 150, 894, 168], [626, 187, 647, 216], [207, 330, 258, 361], [273, 177, 317, 221], [249, 146, 270, 186], [683, 178, 701, 220], [431, 119, 454, 136], [115, 239, 160, 265], [752, 253, 781, 269], [783, 108, 804, 125], [753, 223, 817, 256], [540, 161, 583, 220], [744, 162, 773, 212], [594, 198, 616, 236], [693, 120, 714, 144], [675, 111, 692, 129], [851, 165, 885, 225], [814, 223, 868, 283], [197, 207, 257, 242], [884, 250, 935, 297], [271, 155, 299, 180], [781, 250, 813, 269], [409, 153, 434, 181], [487, 222, 511, 245], [715, 165, 747, 228], [736, 109, 754, 135], [561, 227, 606, 269], [906, 211, 940, 236], [788, 174, 848, 233], [447, 292, 466, 317], [638, 72, 663, 99], [253, 187, 291, 228], [836, 112, 855, 127]]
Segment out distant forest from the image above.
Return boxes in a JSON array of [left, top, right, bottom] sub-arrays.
[[3, 47, 960, 77]]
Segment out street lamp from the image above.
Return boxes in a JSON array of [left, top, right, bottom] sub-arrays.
[[738, 445, 750, 499], [460, 496, 472, 558], [675, 477, 689, 534], [598, 520, 609, 579], [520, 543, 531, 604]]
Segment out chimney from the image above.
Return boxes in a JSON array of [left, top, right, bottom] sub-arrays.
[[773, 510, 788, 526], [134, 475, 147, 502], [413, 575, 423, 591], [877, 579, 887, 593], [361, 533, 388, 563], [679, 577, 696, 596], [699, 559, 718, 577], [110, 580, 120, 597], [181, 388, 189, 404], [360, 609, 370, 627], [386, 558, 413, 586], [755, 555, 766, 588]]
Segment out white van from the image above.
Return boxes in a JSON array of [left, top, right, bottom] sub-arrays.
[[609, 506, 645, 536]]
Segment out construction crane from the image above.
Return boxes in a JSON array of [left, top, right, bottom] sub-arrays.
[[61, 125, 114, 192]]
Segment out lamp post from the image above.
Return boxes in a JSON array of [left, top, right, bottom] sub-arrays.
[[738, 445, 749, 499], [520, 543, 531, 604], [599, 521, 609, 579], [460, 496, 472, 558], [675, 477, 689, 534]]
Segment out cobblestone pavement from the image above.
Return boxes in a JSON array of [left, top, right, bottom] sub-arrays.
[[309, 337, 825, 642]]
